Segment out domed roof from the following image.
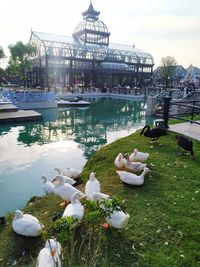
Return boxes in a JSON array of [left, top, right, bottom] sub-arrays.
[[73, 3, 110, 46], [74, 19, 109, 36]]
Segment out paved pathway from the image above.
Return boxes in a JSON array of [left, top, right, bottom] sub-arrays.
[[0, 110, 42, 123], [0, 103, 18, 112], [0, 103, 42, 123], [169, 121, 200, 141]]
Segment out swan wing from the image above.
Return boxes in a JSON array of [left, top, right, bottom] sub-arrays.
[[63, 202, 84, 220], [64, 176, 76, 185], [114, 155, 125, 169], [70, 168, 81, 178], [37, 248, 52, 267], [57, 183, 75, 201], [12, 216, 42, 236], [24, 214, 40, 223], [116, 171, 142, 185], [92, 192, 111, 201], [130, 162, 146, 172], [63, 168, 81, 178], [85, 181, 100, 199], [107, 211, 129, 229], [125, 162, 143, 172], [129, 151, 149, 162], [41, 182, 54, 194], [37, 248, 61, 267]]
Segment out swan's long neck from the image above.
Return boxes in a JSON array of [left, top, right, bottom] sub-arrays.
[[55, 168, 61, 174], [143, 126, 150, 134], [42, 176, 47, 183], [56, 176, 65, 185], [140, 126, 149, 135], [71, 192, 79, 204], [138, 173, 145, 184], [90, 173, 96, 181], [15, 210, 23, 219], [118, 153, 123, 160], [140, 168, 149, 177], [46, 239, 60, 257], [133, 149, 137, 156]]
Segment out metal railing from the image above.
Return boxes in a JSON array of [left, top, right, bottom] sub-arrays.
[[162, 96, 200, 128], [0, 89, 55, 103]]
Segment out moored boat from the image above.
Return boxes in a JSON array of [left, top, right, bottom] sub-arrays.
[[56, 97, 90, 107]]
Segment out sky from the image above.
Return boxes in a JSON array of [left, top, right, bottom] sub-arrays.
[[0, 0, 200, 69]]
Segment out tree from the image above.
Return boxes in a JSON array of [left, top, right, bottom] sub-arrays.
[[0, 46, 5, 60], [159, 56, 177, 87], [8, 41, 37, 85], [0, 46, 6, 84]]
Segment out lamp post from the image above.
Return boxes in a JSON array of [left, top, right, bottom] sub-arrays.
[[168, 76, 170, 88]]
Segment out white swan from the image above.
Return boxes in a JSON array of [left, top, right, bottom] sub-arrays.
[[62, 192, 84, 221], [54, 176, 85, 203], [129, 149, 149, 162], [92, 192, 111, 201], [63, 167, 81, 179], [37, 238, 62, 267], [41, 176, 54, 195], [106, 210, 130, 229], [12, 210, 43, 237], [54, 169, 76, 185], [85, 172, 100, 200], [52, 174, 76, 186], [124, 154, 147, 172], [55, 167, 81, 179], [100, 200, 130, 229], [114, 153, 126, 169], [116, 167, 150, 185]]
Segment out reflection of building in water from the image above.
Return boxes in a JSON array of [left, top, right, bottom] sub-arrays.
[[27, 3, 154, 88], [5, 98, 149, 158]]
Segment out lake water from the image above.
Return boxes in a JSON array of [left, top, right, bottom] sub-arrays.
[[0, 97, 153, 215]]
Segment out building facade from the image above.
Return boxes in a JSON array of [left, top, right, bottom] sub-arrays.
[[28, 3, 154, 89]]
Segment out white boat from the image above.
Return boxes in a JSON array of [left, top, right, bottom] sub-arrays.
[[56, 97, 90, 107], [58, 106, 90, 112], [0, 101, 12, 104]]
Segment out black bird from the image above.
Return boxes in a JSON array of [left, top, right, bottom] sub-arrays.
[[140, 125, 167, 141], [176, 135, 194, 159], [0, 216, 7, 225], [52, 210, 63, 221]]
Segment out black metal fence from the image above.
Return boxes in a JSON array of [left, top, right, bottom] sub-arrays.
[[162, 96, 200, 128]]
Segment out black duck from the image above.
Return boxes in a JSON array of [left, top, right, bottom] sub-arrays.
[[140, 125, 167, 141], [176, 135, 194, 159]]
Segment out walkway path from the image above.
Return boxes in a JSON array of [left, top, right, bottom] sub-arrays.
[[169, 121, 200, 141], [0, 103, 42, 123]]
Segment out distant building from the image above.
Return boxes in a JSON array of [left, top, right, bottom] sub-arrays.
[[27, 3, 154, 89], [181, 65, 200, 85], [153, 65, 186, 86], [154, 64, 200, 87]]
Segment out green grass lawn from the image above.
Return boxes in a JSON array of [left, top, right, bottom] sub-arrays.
[[169, 114, 200, 125], [0, 130, 200, 267]]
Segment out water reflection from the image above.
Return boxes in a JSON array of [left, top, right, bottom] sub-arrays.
[[14, 98, 151, 158], [0, 98, 154, 214]]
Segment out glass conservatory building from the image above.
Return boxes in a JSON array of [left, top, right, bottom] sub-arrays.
[[28, 3, 154, 89]]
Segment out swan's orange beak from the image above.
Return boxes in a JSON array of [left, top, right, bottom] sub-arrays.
[[59, 201, 70, 207], [102, 223, 110, 229], [51, 250, 56, 257]]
